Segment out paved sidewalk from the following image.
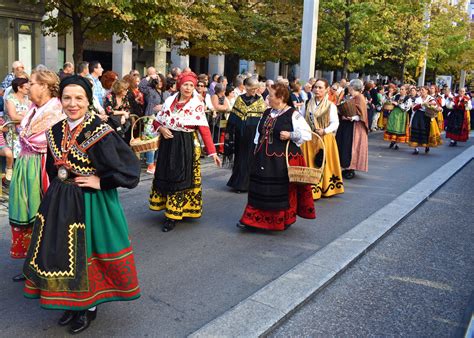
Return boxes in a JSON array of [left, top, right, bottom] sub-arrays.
[[270, 161, 474, 337]]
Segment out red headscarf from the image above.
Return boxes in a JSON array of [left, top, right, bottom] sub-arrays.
[[177, 71, 197, 89]]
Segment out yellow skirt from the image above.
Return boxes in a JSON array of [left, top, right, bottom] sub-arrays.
[[428, 118, 442, 147], [436, 111, 444, 131], [377, 113, 387, 130], [301, 133, 344, 200], [149, 135, 203, 220]]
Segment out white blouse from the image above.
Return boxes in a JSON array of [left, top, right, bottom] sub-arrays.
[[254, 108, 312, 147]]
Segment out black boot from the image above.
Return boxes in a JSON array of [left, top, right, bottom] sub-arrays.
[[162, 219, 176, 232], [425, 147, 430, 153], [58, 310, 77, 326], [389, 141, 395, 149], [12, 273, 26, 282], [69, 309, 97, 334]]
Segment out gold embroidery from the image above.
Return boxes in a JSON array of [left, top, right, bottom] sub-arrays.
[[29, 214, 85, 278]]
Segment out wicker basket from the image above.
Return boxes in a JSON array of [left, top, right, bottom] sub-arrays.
[[129, 116, 160, 154], [383, 102, 395, 111], [424, 106, 439, 118], [338, 99, 358, 117], [286, 132, 325, 185]]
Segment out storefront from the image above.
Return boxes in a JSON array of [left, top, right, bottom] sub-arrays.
[[0, 1, 43, 77]]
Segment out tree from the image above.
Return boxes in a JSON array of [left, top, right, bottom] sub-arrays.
[[178, 0, 304, 64], [316, 0, 392, 78], [40, 0, 195, 63], [382, 0, 428, 83], [425, 0, 473, 82]]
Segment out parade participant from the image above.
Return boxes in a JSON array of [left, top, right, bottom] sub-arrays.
[[445, 87, 472, 146], [336, 79, 369, 179], [378, 83, 397, 130], [442, 86, 454, 123], [23, 75, 141, 334], [237, 83, 315, 231], [384, 85, 413, 149], [409, 86, 442, 155], [429, 84, 445, 130], [302, 79, 344, 200], [149, 71, 221, 232], [8, 70, 65, 281], [225, 77, 266, 192]]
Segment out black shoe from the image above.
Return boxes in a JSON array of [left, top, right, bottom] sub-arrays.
[[412, 149, 419, 155], [69, 309, 97, 334], [394, 144, 399, 150], [12, 273, 26, 282], [162, 219, 176, 232], [58, 310, 77, 326], [236, 222, 246, 230], [425, 147, 430, 153], [449, 141, 457, 147], [389, 141, 395, 149], [345, 170, 355, 179]]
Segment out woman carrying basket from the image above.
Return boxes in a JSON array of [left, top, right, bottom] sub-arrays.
[[383, 85, 412, 150], [302, 79, 344, 200], [149, 71, 221, 232], [409, 86, 442, 155], [236, 83, 315, 231]]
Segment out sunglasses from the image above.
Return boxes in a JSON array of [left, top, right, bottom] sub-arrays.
[[197, 84, 205, 87]]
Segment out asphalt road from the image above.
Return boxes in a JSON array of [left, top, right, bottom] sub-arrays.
[[270, 161, 474, 337], [0, 132, 472, 337]]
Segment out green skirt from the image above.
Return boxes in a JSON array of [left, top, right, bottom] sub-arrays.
[[9, 154, 43, 227], [386, 107, 407, 135], [24, 179, 140, 310]]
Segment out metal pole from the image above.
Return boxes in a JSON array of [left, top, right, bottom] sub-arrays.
[[418, 1, 431, 87]]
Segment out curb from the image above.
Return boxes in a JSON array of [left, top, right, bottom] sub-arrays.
[[189, 145, 474, 337], [465, 314, 474, 338]]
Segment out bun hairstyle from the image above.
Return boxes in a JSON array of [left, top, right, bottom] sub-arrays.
[[32, 69, 60, 98]]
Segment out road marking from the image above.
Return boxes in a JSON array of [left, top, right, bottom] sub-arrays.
[[388, 276, 454, 291]]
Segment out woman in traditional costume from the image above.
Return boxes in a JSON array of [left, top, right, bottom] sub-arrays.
[[445, 87, 472, 146], [378, 84, 397, 130], [409, 86, 443, 155], [237, 83, 315, 231], [149, 71, 221, 232], [336, 79, 369, 179], [384, 85, 413, 150], [429, 84, 445, 131], [9, 70, 64, 281], [23, 75, 141, 334], [302, 79, 344, 200], [225, 77, 266, 192]]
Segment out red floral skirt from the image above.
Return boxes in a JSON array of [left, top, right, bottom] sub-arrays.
[[10, 226, 33, 259], [240, 183, 316, 231]]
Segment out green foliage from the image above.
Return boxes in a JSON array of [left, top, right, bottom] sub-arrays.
[[316, 0, 392, 77], [425, 0, 473, 81], [39, 0, 473, 80]]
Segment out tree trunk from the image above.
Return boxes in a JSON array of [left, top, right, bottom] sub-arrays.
[[72, 13, 84, 63], [342, 0, 351, 79], [400, 59, 406, 84]]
